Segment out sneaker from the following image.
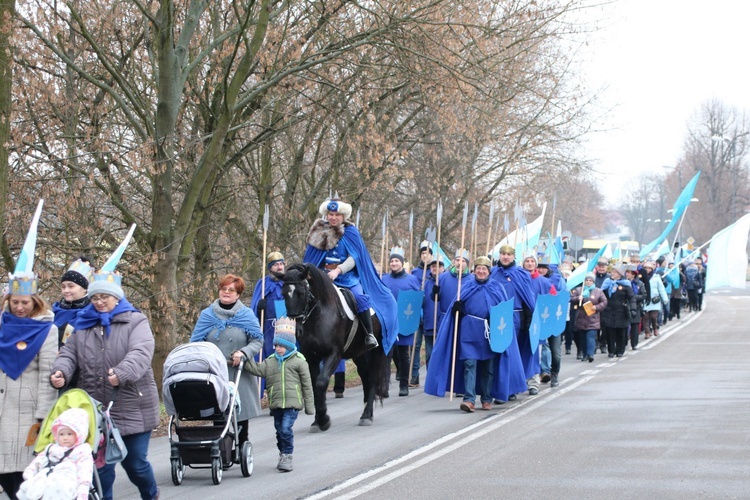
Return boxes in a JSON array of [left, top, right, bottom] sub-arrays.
[[398, 387, 409, 397], [540, 373, 551, 383], [334, 392, 344, 399], [460, 401, 475, 412], [508, 394, 517, 401], [528, 387, 539, 396], [481, 402, 492, 411], [588, 356, 594, 362], [278, 454, 293, 472]]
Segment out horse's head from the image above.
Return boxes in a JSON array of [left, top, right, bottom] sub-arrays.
[[279, 263, 313, 319]]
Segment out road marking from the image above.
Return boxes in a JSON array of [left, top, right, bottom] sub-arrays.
[[305, 308, 704, 500], [306, 374, 597, 499]]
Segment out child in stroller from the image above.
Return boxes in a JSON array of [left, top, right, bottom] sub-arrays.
[[18, 408, 93, 500], [27, 389, 104, 500]]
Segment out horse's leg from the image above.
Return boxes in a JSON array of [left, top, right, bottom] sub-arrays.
[[309, 353, 339, 433], [354, 354, 376, 426], [305, 356, 326, 433]]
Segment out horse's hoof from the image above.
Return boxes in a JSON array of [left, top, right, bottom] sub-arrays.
[[319, 419, 331, 432], [358, 418, 373, 427]]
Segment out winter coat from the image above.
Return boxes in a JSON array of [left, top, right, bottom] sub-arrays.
[[643, 274, 669, 312], [630, 277, 648, 322], [192, 300, 263, 421], [243, 352, 314, 414], [600, 283, 637, 329], [667, 268, 686, 299], [0, 311, 58, 473], [569, 286, 607, 331], [685, 265, 703, 291], [52, 310, 159, 437]]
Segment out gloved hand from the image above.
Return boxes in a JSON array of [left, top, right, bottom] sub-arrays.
[[432, 285, 440, 301], [256, 298, 267, 312], [452, 300, 465, 316]]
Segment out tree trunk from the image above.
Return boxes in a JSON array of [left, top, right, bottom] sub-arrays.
[[0, 0, 15, 269]]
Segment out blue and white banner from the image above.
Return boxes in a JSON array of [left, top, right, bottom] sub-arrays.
[[531, 291, 570, 340]]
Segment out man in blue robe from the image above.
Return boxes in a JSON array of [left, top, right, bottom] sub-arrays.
[[425, 256, 525, 410], [409, 241, 433, 386], [251, 251, 286, 361], [303, 198, 398, 353], [491, 245, 539, 396], [382, 246, 422, 396]]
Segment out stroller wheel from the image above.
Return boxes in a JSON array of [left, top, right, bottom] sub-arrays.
[[171, 458, 184, 486], [211, 457, 223, 485], [240, 441, 253, 477]]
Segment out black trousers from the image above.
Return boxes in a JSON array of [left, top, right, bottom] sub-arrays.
[[0, 471, 23, 500], [393, 345, 410, 389], [604, 326, 628, 355]]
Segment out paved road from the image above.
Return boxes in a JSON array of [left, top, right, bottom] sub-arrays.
[[115, 289, 750, 499]]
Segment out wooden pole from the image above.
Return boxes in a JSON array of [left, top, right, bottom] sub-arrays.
[[449, 202, 469, 401]]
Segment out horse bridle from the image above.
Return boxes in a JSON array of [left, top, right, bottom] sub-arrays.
[[285, 279, 318, 324]]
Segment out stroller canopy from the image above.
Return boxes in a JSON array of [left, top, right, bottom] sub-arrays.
[[35, 388, 101, 454], [162, 342, 230, 416]]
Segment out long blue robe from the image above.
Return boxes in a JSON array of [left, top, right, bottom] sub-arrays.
[[491, 263, 538, 379], [381, 270, 422, 346], [304, 223, 399, 354], [425, 277, 526, 402], [250, 275, 285, 360]]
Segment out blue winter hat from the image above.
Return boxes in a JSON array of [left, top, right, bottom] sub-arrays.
[[273, 317, 297, 351]]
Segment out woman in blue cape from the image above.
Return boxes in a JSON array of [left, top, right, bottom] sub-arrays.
[[425, 257, 526, 409], [303, 198, 398, 354]]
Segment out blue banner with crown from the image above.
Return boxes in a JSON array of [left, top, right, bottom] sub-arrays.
[[530, 291, 570, 340], [397, 290, 424, 336], [489, 299, 515, 353]]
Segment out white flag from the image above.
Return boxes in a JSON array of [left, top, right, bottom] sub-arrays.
[[705, 213, 750, 291]]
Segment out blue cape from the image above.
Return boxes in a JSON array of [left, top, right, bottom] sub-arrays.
[[190, 301, 262, 343], [304, 223, 399, 354], [0, 312, 53, 380], [75, 298, 140, 336], [424, 277, 526, 401], [52, 303, 79, 331]]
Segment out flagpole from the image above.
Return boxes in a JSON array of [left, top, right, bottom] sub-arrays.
[[449, 202, 469, 401], [408, 209, 414, 270], [258, 204, 269, 398], [411, 226, 434, 382], [484, 200, 495, 257], [379, 210, 388, 277], [433, 202, 443, 343], [470, 202, 478, 262]]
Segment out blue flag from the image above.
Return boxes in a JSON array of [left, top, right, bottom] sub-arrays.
[[489, 299, 515, 353], [274, 299, 287, 319], [397, 290, 424, 336], [531, 291, 570, 340]]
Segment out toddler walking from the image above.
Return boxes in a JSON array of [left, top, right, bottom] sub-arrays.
[[243, 317, 314, 472], [18, 408, 93, 500]]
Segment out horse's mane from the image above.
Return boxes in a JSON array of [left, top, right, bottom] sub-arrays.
[[285, 263, 339, 305]]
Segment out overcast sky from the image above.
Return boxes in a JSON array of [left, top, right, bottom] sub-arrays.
[[578, 0, 750, 206]]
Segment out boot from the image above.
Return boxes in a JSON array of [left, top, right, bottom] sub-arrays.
[[358, 310, 379, 350]]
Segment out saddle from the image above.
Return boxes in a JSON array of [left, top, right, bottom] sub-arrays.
[[333, 287, 370, 352]]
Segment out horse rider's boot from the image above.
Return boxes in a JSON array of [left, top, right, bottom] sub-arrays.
[[358, 310, 379, 350]]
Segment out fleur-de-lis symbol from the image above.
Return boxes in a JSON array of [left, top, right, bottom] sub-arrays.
[[541, 306, 550, 323], [555, 305, 563, 321], [404, 303, 415, 319], [498, 317, 507, 334]]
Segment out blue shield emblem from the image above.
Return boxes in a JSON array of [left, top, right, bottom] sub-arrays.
[[531, 291, 570, 340], [274, 299, 287, 320], [397, 290, 424, 336], [489, 299, 515, 353]]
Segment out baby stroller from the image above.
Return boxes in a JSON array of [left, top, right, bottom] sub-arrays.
[[163, 342, 253, 485], [34, 388, 105, 500]]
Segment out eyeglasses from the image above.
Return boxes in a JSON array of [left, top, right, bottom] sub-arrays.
[[90, 295, 114, 303], [220, 287, 237, 293]]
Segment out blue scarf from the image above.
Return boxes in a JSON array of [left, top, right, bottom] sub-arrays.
[[602, 277, 632, 297], [582, 283, 595, 299], [190, 302, 262, 343], [75, 298, 140, 337], [52, 297, 90, 331], [0, 312, 53, 380], [276, 348, 297, 367]]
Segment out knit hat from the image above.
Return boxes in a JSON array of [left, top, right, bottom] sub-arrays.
[[611, 265, 626, 278], [319, 198, 352, 220], [498, 244, 515, 255], [273, 317, 297, 351], [267, 251, 284, 270], [61, 258, 93, 290], [584, 272, 595, 282], [88, 224, 136, 301], [523, 253, 537, 266], [389, 246, 405, 264], [8, 200, 44, 296]]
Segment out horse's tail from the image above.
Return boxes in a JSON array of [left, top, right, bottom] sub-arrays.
[[371, 348, 391, 399]]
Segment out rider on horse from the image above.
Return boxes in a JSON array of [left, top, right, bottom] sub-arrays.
[[303, 197, 398, 354]]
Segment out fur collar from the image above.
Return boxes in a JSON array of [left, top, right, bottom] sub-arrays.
[[307, 219, 347, 251]]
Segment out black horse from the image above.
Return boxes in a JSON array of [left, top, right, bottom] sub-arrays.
[[279, 263, 390, 430]]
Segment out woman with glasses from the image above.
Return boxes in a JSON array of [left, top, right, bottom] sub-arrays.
[[50, 273, 160, 500], [190, 274, 263, 445]]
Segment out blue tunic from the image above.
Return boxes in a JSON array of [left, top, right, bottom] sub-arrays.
[[424, 277, 526, 402], [382, 270, 422, 346], [304, 223, 399, 355], [491, 263, 538, 379]]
